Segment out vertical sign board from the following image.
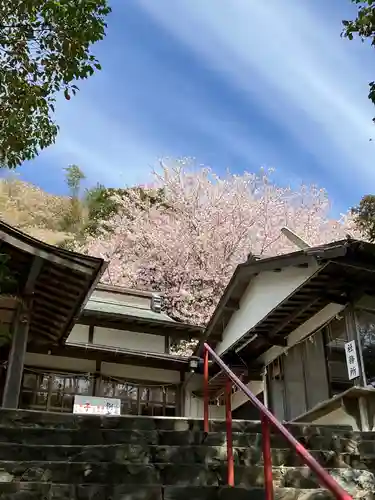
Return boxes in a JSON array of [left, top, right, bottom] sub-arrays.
[[73, 396, 121, 415], [344, 340, 360, 381]]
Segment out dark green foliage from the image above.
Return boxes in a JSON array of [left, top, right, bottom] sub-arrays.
[[56, 163, 167, 248], [0, 253, 17, 295], [0, 0, 111, 168], [64, 164, 85, 197], [83, 185, 167, 236], [352, 194, 375, 241], [84, 184, 128, 236], [342, 1, 375, 112]]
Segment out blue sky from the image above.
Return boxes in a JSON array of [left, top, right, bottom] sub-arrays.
[[13, 0, 375, 213]]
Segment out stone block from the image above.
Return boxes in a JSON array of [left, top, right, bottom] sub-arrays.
[[0, 444, 152, 464], [0, 410, 372, 500], [163, 486, 334, 500], [0, 483, 163, 500], [0, 428, 158, 446], [0, 462, 160, 484]]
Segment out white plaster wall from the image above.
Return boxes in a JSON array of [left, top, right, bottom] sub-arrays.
[[93, 327, 165, 354], [260, 302, 345, 367], [184, 394, 225, 419], [25, 353, 96, 373], [183, 373, 225, 419], [310, 407, 359, 430], [66, 324, 89, 344], [101, 361, 180, 384], [24, 354, 179, 386], [216, 264, 319, 355]]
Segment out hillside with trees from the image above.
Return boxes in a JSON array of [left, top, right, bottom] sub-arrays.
[[0, 165, 168, 248]]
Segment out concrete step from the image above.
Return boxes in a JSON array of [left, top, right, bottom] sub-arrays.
[[0, 483, 336, 500], [0, 409, 352, 436], [0, 443, 362, 468], [0, 425, 360, 451], [0, 462, 371, 489]]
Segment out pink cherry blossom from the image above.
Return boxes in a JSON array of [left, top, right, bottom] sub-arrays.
[[81, 161, 362, 354]]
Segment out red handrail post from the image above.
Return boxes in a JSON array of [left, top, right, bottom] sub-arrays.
[[203, 347, 209, 434], [262, 414, 274, 500], [203, 343, 352, 500], [225, 377, 234, 487]]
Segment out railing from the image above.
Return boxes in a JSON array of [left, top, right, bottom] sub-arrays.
[[203, 343, 352, 500]]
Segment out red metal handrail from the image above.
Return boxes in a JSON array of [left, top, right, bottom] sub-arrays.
[[203, 342, 352, 500]]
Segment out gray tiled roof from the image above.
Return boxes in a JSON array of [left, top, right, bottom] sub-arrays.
[[84, 297, 175, 323]]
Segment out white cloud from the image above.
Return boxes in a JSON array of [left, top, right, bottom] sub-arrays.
[[44, 93, 158, 187], [137, 0, 375, 191]]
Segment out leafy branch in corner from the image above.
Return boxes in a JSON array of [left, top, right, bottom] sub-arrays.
[[342, 1, 375, 117], [0, 0, 111, 168], [0, 253, 18, 346]]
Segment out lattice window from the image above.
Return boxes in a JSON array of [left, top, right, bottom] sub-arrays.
[[99, 377, 178, 416], [20, 370, 93, 412]]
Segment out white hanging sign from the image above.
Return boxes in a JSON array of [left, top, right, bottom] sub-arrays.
[[344, 340, 360, 381], [73, 396, 121, 415]]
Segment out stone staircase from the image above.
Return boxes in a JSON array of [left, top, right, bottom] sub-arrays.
[[0, 410, 375, 500]]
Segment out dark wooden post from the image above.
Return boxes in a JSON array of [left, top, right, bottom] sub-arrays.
[[2, 298, 30, 408], [92, 359, 101, 396], [178, 370, 185, 416]]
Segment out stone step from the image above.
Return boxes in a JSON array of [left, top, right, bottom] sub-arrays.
[[0, 461, 370, 489], [0, 409, 352, 435], [0, 443, 362, 468], [0, 483, 335, 500], [0, 426, 357, 450]]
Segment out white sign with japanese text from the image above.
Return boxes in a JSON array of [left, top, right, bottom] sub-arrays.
[[73, 396, 121, 416], [344, 340, 360, 381]]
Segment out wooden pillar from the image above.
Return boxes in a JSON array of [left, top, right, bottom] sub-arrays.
[[92, 359, 101, 396], [178, 371, 185, 416], [2, 299, 30, 409]]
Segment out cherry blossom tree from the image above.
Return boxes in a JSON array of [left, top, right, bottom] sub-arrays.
[[81, 161, 362, 334]]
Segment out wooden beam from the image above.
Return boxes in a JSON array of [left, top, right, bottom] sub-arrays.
[[24, 256, 43, 295], [0, 230, 92, 275], [240, 253, 318, 278], [27, 343, 190, 371], [78, 314, 202, 340], [335, 259, 375, 275], [266, 336, 287, 347], [325, 293, 348, 306], [35, 286, 80, 304], [224, 298, 240, 311], [30, 327, 58, 342], [30, 309, 61, 327], [266, 295, 322, 338]]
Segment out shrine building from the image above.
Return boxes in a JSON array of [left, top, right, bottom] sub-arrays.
[[2, 220, 375, 430]]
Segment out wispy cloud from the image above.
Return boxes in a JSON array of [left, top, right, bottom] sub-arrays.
[[42, 95, 158, 187], [136, 0, 375, 202], [20, 0, 375, 210]]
